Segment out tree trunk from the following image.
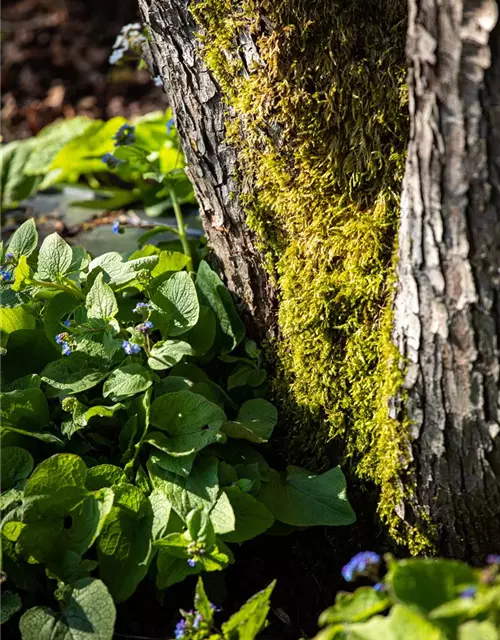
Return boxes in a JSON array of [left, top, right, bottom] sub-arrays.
[[392, 0, 500, 559], [139, 0, 500, 560], [138, 0, 277, 341]]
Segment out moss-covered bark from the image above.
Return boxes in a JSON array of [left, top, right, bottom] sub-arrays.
[[141, 0, 424, 549]]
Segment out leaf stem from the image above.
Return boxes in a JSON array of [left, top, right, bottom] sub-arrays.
[[29, 278, 86, 301], [169, 188, 194, 272]]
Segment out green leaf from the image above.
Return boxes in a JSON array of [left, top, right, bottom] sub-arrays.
[[388, 559, 475, 614], [0, 305, 36, 334], [209, 490, 236, 536], [151, 250, 191, 275], [86, 465, 127, 490], [2, 329, 59, 383], [23, 116, 95, 176], [6, 218, 38, 258], [319, 587, 390, 625], [41, 352, 108, 394], [19, 577, 116, 640], [97, 483, 153, 603], [148, 455, 220, 520], [228, 365, 267, 390], [196, 261, 245, 353], [1, 447, 34, 490], [258, 466, 355, 527], [62, 401, 124, 438], [343, 604, 446, 640], [221, 487, 274, 543], [459, 621, 499, 640], [36, 233, 73, 281], [103, 363, 152, 401], [156, 551, 198, 589], [86, 273, 118, 320], [223, 399, 277, 444], [149, 488, 173, 541], [1, 141, 40, 209], [148, 339, 194, 370], [150, 391, 226, 455], [146, 446, 196, 477], [194, 578, 215, 625], [151, 271, 200, 336], [19, 454, 114, 568], [43, 293, 81, 345], [87, 252, 158, 287], [183, 305, 217, 356], [0, 387, 49, 430], [1, 590, 22, 624], [222, 580, 275, 640]]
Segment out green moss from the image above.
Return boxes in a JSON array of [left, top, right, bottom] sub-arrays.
[[189, 0, 434, 551]]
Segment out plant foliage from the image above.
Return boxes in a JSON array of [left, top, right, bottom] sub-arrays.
[[0, 220, 355, 637]]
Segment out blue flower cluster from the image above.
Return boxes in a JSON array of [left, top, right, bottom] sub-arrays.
[[113, 124, 135, 147], [341, 551, 380, 582], [166, 118, 175, 135], [137, 320, 154, 333], [0, 252, 15, 282], [109, 23, 146, 65], [122, 340, 141, 355], [102, 153, 121, 169], [133, 302, 151, 314], [112, 221, 121, 235], [174, 612, 203, 639], [459, 586, 477, 599], [55, 332, 72, 356]]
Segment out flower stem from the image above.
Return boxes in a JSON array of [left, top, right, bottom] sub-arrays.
[[169, 189, 194, 272]]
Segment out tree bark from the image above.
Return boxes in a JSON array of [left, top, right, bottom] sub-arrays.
[[140, 0, 500, 559], [393, 0, 500, 558], [138, 0, 277, 341]]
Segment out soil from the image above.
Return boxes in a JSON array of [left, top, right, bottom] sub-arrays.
[[1, 0, 166, 143]]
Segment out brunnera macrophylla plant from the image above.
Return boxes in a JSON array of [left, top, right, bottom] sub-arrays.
[[0, 219, 355, 637], [314, 553, 500, 640]]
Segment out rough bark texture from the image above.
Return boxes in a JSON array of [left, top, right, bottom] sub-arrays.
[[393, 0, 500, 559], [138, 0, 277, 341]]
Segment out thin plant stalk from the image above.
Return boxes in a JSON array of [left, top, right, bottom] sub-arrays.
[[169, 188, 194, 272]]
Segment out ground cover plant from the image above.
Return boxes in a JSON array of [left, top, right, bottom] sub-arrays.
[[314, 553, 500, 639], [0, 214, 355, 638]]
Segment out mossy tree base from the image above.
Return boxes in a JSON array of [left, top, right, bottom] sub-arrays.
[[140, 0, 500, 559]]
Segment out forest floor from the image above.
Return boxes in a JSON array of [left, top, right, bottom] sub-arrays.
[[1, 0, 165, 142]]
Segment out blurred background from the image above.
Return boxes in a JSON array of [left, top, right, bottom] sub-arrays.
[[1, 0, 164, 142]]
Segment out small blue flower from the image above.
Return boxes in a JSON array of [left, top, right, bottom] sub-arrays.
[[210, 603, 222, 612], [55, 332, 68, 345], [166, 118, 175, 135], [112, 220, 121, 235], [341, 551, 381, 583], [153, 75, 163, 87], [122, 340, 141, 355], [373, 582, 385, 592], [193, 613, 202, 629], [102, 153, 121, 169], [0, 268, 13, 282], [487, 554, 500, 565], [113, 123, 135, 146], [187, 557, 197, 567], [459, 586, 477, 599], [63, 319, 71, 327], [133, 302, 151, 314], [61, 342, 71, 356], [138, 320, 154, 333], [174, 619, 186, 640], [5, 252, 14, 261]]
